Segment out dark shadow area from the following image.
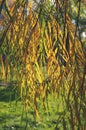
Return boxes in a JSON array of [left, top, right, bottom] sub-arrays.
[[0, 114, 14, 123], [3, 125, 24, 130], [0, 81, 19, 102]]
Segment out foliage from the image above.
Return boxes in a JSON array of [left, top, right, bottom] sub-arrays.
[[0, 0, 86, 129]]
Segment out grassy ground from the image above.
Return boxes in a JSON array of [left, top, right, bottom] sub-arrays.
[[0, 86, 60, 130]]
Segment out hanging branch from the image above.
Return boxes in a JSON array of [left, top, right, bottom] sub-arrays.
[[23, 1, 44, 63], [74, 0, 81, 41]]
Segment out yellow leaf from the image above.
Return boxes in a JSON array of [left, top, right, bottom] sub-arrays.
[[15, 25, 18, 31], [36, 97, 39, 103], [48, 21, 51, 34], [19, 38, 23, 45]]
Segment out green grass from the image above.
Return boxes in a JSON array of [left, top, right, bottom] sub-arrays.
[[0, 84, 85, 130], [0, 86, 60, 130]]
